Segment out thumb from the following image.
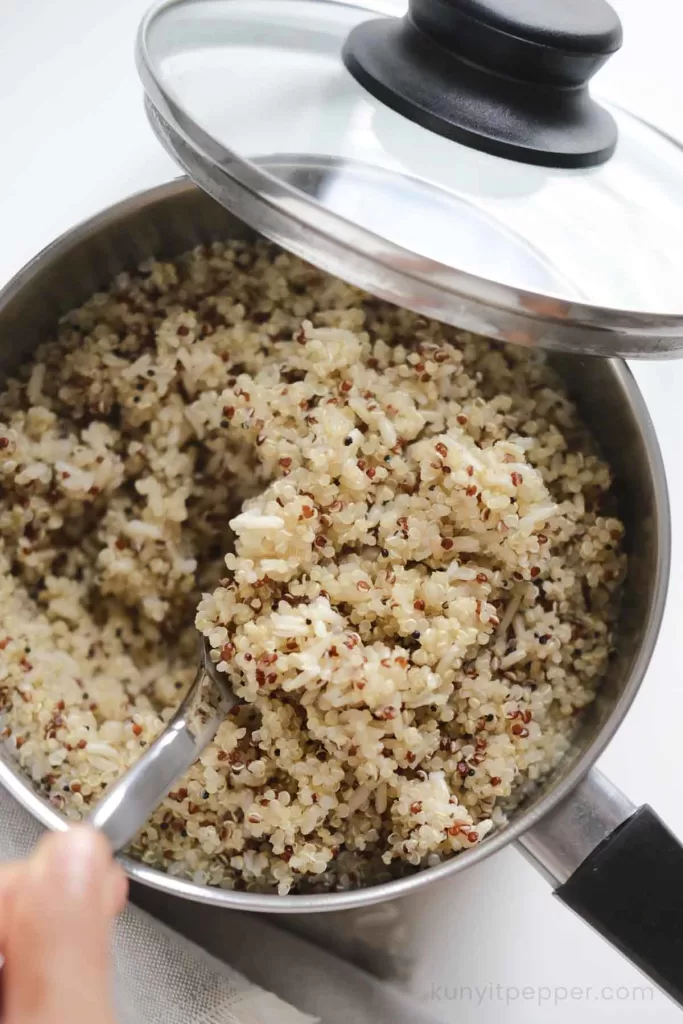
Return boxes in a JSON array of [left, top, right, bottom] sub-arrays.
[[3, 826, 128, 1024]]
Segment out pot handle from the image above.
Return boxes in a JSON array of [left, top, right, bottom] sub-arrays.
[[518, 768, 683, 1005]]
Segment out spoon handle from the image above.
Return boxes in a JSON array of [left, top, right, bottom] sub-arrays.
[[88, 665, 222, 851]]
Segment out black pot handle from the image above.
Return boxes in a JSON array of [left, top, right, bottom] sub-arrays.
[[343, 0, 623, 167], [520, 769, 683, 1005]]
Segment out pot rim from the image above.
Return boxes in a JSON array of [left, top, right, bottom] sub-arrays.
[[0, 178, 671, 913]]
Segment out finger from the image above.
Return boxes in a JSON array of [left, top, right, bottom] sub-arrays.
[[3, 826, 127, 1024], [0, 841, 126, 950], [0, 852, 125, 954], [0, 864, 23, 950]]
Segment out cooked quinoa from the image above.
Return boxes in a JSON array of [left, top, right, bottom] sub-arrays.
[[0, 241, 625, 893]]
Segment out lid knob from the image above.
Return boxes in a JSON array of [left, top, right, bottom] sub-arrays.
[[342, 0, 623, 168]]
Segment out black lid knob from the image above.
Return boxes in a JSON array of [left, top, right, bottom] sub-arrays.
[[342, 0, 623, 168]]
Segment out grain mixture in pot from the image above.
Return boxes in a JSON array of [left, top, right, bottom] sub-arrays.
[[0, 241, 625, 893]]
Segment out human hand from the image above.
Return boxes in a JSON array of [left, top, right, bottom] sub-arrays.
[[0, 826, 128, 1024]]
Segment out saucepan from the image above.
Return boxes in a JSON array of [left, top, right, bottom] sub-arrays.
[[0, 179, 681, 1002]]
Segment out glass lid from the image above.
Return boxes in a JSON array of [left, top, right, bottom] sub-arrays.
[[137, 0, 683, 357]]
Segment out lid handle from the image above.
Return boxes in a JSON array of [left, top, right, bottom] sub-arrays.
[[342, 0, 623, 168]]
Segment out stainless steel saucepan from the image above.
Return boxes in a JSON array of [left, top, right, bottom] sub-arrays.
[[0, 179, 681, 1001]]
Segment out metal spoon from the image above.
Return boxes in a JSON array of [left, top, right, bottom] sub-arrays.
[[88, 636, 238, 851]]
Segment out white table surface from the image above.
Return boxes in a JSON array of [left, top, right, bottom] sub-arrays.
[[1, 1, 683, 1021]]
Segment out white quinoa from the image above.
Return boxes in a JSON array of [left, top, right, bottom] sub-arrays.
[[0, 241, 625, 894]]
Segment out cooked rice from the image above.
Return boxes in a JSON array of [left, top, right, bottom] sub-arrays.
[[0, 241, 625, 894]]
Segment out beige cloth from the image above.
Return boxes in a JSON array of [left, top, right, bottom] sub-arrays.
[[0, 786, 443, 1024]]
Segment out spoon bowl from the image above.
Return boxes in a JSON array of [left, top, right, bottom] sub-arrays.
[[88, 636, 239, 851]]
